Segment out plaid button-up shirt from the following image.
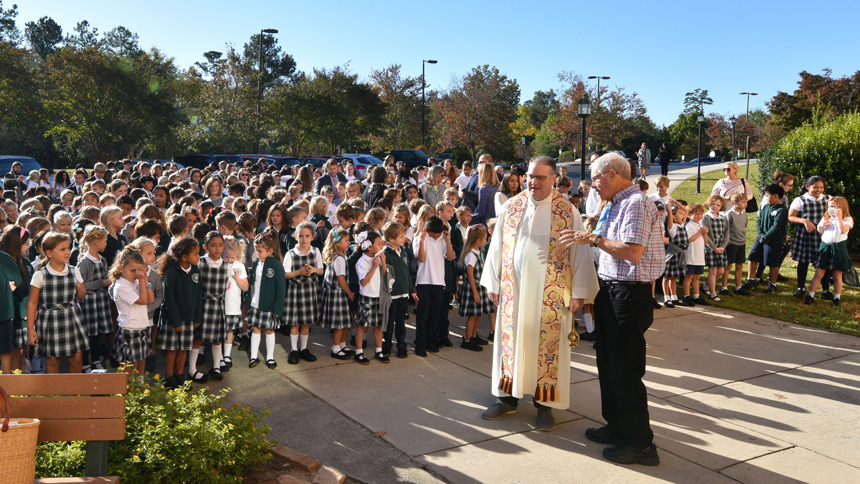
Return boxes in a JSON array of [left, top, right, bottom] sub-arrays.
[[597, 184, 664, 282]]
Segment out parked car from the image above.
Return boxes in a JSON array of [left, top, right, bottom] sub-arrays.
[[172, 154, 245, 170], [389, 149, 431, 169], [0, 155, 41, 177], [338, 153, 384, 178], [240, 154, 300, 170], [688, 156, 723, 164], [434, 152, 454, 163]]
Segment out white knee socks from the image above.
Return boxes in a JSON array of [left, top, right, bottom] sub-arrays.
[[211, 344, 223, 369], [250, 333, 262, 360], [266, 333, 276, 361], [188, 348, 199, 375]]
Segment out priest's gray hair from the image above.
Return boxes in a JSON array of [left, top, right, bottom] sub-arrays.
[[591, 152, 631, 180], [529, 156, 557, 175]]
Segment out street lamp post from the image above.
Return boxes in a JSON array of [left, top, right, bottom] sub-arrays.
[[257, 28, 278, 153], [729, 115, 737, 161], [739, 92, 758, 177], [578, 94, 593, 182], [696, 113, 705, 193], [421, 59, 438, 147], [521, 136, 527, 162]]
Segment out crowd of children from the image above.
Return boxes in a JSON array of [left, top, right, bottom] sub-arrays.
[[0, 157, 854, 383]]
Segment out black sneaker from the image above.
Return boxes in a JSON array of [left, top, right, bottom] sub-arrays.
[[299, 348, 317, 362], [822, 291, 834, 301], [679, 296, 695, 307], [758, 279, 769, 287], [472, 335, 489, 346], [374, 352, 390, 363], [794, 288, 806, 298], [488, 331, 495, 341], [354, 353, 370, 365], [603, 444, 660, 466], [396, 348, 408, 359], [287, 351, 300, 365], [777, 274, 789, 283], [762, 283, 777, 294], [734, 288, 752, 296], [833, 298, 841, 307], [803, 295, 814, 305], [585, 426, 622, 445], [579, 331, 596, 341], [414, 345, 427, 357], [719, 288, 730, 296], [742, 279, 759, 289], [460, 339, 483, 352], [693, 296, 711, 306], [438, 338, 453, 348], [426, 343, 440, 353], [663, 300, 675, 308]]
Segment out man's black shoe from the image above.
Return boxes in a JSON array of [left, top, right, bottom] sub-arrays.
[[603, 444, 660, 466], [585, 426, 620, 445], [579, 331, 596, 342]]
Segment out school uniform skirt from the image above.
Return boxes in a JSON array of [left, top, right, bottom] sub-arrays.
[[80, 288, 113, 336], [320, 286, 351, 329], [816, 241, 852, 272], [157, 322, 194, 351], [283, 278, 320, 326], [355, 295, 382, 327], [225, 315, 243, 332], [35, 303, 90, 357], [112, 327, 152, 363], [197, 297, 226, 343], [663, 253, 687, 279], [458, 281, 494, 317], [14, 325, 28, 349], [247, 308, 280, 330]]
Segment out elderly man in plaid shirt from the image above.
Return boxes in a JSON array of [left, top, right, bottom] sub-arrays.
[[561, 152, 664, 467]]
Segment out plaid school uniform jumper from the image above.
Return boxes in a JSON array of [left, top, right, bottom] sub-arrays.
[[320, 255, 351, 329], [198, 258, 230, 343], [792, 196, 827, 264], [78, 256, 113, 336], [458, 251, 494, 317], [35, 268, 89, 357], [704, 214, 729, 268], [282, 249, 321, 326], [664, 225, 689, 279]]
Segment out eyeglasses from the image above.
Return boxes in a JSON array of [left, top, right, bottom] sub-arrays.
[[525, 174, 552, 182], [723, 167, 732, 172]]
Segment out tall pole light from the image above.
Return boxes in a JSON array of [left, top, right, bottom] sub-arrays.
[[257, 28, 278, 153], [739, 92, 757, 178], [578, 94, 593, 182], [729, 115, 737, 161], [588, 76, 609, 150], [696, 113, 705, 193], [422, 59, 438, 147]]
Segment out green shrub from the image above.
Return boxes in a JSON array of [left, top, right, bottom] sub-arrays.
[[759, 112, 860, 255], [36, 376, 272, 483]]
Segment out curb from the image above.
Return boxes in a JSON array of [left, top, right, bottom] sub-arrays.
[[268, 444, 346, 484]]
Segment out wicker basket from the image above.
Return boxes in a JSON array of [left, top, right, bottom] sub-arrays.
[[0, 385, 40, 484]]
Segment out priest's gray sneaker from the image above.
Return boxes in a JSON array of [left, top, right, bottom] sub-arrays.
[[536, 406, 555, 432], [481, 400, 518, 420]]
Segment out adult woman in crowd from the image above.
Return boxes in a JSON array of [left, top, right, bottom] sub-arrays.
[[710, 161, 753, 200], [471, 162, 500, 226], [637, 142, 651, 180], [204, 176, 225, 208], [657, 143, 672, 177], [494, 171, 521, 216], [442, 159, 458, 184]]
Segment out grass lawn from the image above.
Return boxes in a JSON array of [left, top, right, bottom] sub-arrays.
[[667, 165, 860, 338]]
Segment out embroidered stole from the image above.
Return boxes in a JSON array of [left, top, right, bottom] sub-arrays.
[[498, 191, 574, 403]]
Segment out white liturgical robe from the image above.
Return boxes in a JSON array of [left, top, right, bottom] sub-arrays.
[[481, 194, 599, 409]]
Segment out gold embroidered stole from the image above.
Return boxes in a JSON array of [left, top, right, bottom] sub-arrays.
[[498, 191, 574, 403]]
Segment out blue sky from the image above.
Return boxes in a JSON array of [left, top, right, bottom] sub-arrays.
[[14, 0, 860, 127]]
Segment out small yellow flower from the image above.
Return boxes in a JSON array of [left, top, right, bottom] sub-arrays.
[[153, 374, 161, 381], [144, 389, 150, 396]]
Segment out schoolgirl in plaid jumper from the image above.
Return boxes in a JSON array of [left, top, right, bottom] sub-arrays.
[[0, 226, 34, 372], [320, 228, 355, 360], [457, 225, 492, 351], [353, 231, 389, 364], [77, 225, 113, 371], [108, 247, 154, 375], [26, 231, 89, 374], [157, 237, 203, 389], [662, 203, 689, 307], [246, 231, 286, 369], [221, 236, 249, 370], [190, 231, 232, 383], [702, 196, 729, 301], [789, 176, 830, 295], [283, 222, 323, 365]]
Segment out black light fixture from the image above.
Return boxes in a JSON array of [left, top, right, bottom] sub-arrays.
[[421, 59, 438, 147], [696, 113, 706, 193], [729, 115, 737, 161], [578, 94, 593, 182], [256, 28, 279, 153]]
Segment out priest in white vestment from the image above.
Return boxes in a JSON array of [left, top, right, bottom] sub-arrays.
[[480, 157, 599, 431]]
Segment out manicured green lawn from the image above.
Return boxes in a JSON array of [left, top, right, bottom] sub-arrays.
[[667, 165, 860, 337]]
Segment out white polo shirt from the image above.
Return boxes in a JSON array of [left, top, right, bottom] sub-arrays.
[[412, 234, 447, 286]]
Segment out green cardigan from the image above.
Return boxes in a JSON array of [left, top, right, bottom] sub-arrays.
[[0, 250, 23, 322], [384, 246, 412, 297], [246, 257, 286, 316], [160, 263, 203, 328]]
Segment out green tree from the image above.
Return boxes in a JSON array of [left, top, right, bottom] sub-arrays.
[[103, 25, 142, 57], [0, 41, 47, 159], [24, 16, 62, 59], [683, 88, 713, 114], [366, 64, 422, 152], [432, 64, 520, 161], [768, 69, 860, 132], [523, 89, 558, 128], [64, 20, 101, 49], [0, 1, 21, 45], [242, 32, 297, 89]]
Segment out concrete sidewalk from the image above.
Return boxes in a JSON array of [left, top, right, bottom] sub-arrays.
[[209, 297, 860, 484]]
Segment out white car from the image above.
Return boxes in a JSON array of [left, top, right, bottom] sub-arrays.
[[337, 154, 385, 178]]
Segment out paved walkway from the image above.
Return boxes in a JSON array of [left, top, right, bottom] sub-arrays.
[[210, 294, 859, 484]]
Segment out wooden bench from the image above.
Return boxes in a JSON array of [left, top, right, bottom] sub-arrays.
[[0, 373, 127, 484]]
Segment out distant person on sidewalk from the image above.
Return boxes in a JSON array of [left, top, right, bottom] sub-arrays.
[[657, 143, 672, 177], [560, 151, 664, 466], [636, 143, 651, 180], [480, 157, 598, 432]]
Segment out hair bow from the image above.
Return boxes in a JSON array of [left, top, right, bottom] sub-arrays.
[[332, 232, 342, 243], [354, 232, 368, 245], [469, 224, 483, 230], [360, 239, 372, 250]]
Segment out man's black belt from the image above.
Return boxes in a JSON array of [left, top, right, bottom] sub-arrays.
[[599, 279, 650, 287]]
